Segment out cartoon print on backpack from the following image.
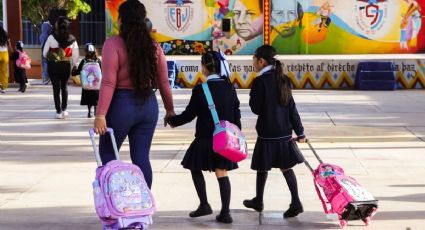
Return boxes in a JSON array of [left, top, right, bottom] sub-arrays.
[[81, 61, 102, 90]]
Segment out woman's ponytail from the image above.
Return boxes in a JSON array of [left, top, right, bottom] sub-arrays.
[[274, 59, 292, 106]]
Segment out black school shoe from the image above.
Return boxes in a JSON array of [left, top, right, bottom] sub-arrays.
[[243, 197, 264, 212], [189, 203, 213, 218], [283, 203, 304, 218], [216, 212, 233, 224]]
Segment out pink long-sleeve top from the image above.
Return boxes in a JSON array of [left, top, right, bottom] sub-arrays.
[[97, 36, 174, 116]]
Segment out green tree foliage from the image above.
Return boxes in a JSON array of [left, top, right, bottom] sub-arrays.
[[21, 0, 91, 33]]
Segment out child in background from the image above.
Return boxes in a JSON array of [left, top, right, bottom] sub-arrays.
[[72, 43, 101, 117], [11, 41, 29, 93]]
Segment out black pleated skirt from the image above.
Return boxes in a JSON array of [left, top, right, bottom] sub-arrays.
[[80, 89, 99, 106], [181, 137, 239, 171], [251, 138, 305, 171]]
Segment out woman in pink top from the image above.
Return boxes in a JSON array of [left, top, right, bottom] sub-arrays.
[[94, 0, 174, 188]]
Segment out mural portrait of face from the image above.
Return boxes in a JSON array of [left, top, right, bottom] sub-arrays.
[[271, 0, 303, 37], [232, 0, 264, 41]]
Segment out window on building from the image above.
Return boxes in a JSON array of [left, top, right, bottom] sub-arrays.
[[79, 0, 106, 47], [0, 20, 40, 47], [23, 20, 40, 47]]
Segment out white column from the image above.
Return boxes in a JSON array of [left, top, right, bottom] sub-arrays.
[[2, 0, 7, 31]]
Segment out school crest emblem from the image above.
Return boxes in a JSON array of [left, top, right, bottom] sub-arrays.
[[164, 0, 194, 32], [354, 0, 389, 34]]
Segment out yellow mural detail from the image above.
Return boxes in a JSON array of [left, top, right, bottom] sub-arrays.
[[176, 69, 425, 89], [177, 71, 206, 88], [177, 70, 357, 89], [396, 70, 425, 88]]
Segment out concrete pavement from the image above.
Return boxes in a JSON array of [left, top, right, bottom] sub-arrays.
[[1, 83, 425, 230]]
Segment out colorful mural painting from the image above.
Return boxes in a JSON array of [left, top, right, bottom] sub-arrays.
[[267, 0, 425, 54], [173, 58, 425, 89], [212, 0, 264, 55], [140, 0, 213, 55], [105, 0, 425, 89], [106, 0, 425, 54], [105, 0, 126, 37], [106, 0, 214, 55]]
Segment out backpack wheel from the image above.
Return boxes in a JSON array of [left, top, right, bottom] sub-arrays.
[[339, 219, 348, 228], [370, 207, 377, 218], [363, 217, 371, 226]]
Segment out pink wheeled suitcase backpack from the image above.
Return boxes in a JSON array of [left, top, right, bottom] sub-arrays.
[[89, 128, 156, 230], [201, 82, 248, 162], [302, 140, 378, 228]]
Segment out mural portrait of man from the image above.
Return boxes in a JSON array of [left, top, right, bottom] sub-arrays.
[[214, 0, 263, 55], [232, 0, 264, 41], [271, 0, 303, 37], [270, 0, 305, 54]]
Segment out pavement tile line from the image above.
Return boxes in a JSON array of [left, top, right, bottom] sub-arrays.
[[1, 85, 425, 229], [0, 172, 51, 208], [404, 126, 425, 142], [348, 145, 370, 176]]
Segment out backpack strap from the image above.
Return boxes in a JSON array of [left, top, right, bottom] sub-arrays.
[[201, 83, 220, 128], [314, 179, 331, 214]]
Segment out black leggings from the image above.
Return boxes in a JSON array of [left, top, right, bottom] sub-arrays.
[[51, 75, 69, 113]]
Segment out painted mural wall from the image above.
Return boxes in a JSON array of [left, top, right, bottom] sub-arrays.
[[106, 0, 425, 54], [105, 0, 425, 89], [174, 58, 425, 89], [268, 0, 425, 54]]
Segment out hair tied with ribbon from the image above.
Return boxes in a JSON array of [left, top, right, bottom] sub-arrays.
[[215, 50, 231, 78]]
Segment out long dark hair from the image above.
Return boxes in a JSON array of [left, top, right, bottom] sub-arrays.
[[254, 45, 292, 106], [53, 16, 76, 49], [119, 0, 157, 100], [0, 27, 9, 47]]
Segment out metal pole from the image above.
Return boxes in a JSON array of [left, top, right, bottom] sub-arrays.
[[6, 0, 22, 82], [2, 0, 7, 31]]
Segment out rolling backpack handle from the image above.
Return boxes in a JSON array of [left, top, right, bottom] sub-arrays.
[[306, 139, 324, 164], [89, 128, 120, 167], [294, 138, 332, 214], [293, 137, 324, 173]]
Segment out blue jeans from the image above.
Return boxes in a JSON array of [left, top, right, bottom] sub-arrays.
[[99, 90, 159, 188], [42, 56, 49, 82]]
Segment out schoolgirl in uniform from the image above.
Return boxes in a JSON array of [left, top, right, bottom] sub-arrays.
[[72, 43, 101, 118], [168, 51, 241, 224], [10, 41, 28, 93], [243, 45, 306, 218]]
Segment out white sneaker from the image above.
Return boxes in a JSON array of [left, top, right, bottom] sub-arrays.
[[63, 111, 69, 117], [55, 113, 63, 119]]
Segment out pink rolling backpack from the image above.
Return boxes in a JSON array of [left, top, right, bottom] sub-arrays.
[[89, 128, 156, 230], [303, 140, 378, 228], [201, 82, 248, 162]]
